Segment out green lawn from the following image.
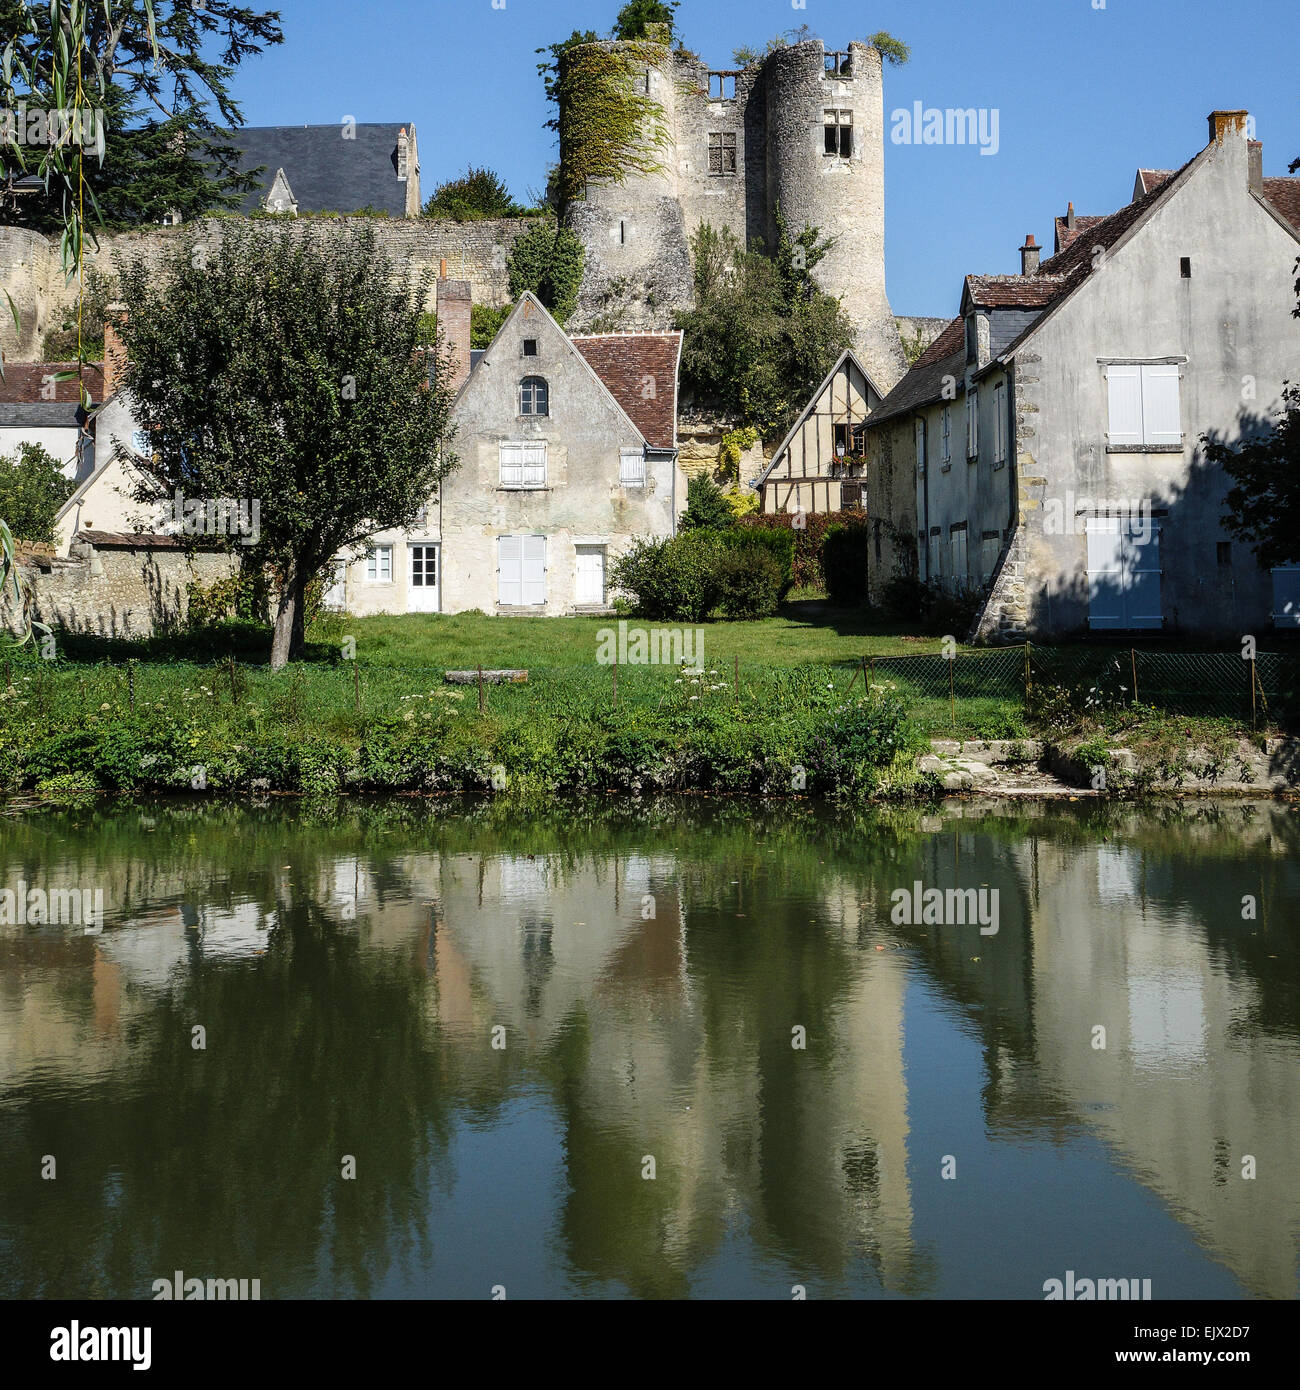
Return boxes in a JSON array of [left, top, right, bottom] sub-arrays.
[[313, 603, 948, 671]]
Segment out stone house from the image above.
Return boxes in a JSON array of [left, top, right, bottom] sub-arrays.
[[334, 281, 682, 618], [865, 110, 1300, 641], [755, 349, 883, 516]]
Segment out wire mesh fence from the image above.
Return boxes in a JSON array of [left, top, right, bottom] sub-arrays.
[[2, 645, 1295, 736]]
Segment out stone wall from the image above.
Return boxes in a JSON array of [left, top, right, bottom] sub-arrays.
[[0, 216, 545, 361], [18, 542, 239, 638]]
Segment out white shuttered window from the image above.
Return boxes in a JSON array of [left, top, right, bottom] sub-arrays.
[[499, 441, 547, 488], [1106, 364, 1182, 447]]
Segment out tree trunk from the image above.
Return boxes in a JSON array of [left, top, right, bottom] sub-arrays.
[[290, 571, 307, 657], [270, 564, 299, 672]]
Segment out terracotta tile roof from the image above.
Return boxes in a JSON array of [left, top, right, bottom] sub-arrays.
[[1053, 213, 1106, 253], [1135, 169, 1174, 196], [570, 331, 682, 450], [964, 274, 1069, 309], [1263, 176, 1300, 232], [0, 361, 103, 404]]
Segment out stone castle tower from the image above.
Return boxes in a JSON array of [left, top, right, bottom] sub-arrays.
[[562, 36, 906, 391]]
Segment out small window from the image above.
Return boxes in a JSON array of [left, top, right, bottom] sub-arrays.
[[966, 388, 980, 458], [824, 110, 853, 158], [1217, 541, 1232, 567], [708, 131, 737, 176], [500, 441, 547, 489], [915, 417, 927, 476], [992, 381, 1008, 465], [366, 545, 393, 583], [520, 376, 549, 416], [1180, 257, 1192, 278], [522, 339, 538, 357], [1106, 364, 1182, 448], [131, 429, 150, 455], [940, 406, 951, 465]]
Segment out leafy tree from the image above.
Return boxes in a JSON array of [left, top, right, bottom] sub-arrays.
[[866, 31, 910, 65], [423, 166, 521, 221], [507, 221, 586, 326], [679, 473, 734, 531], [0, 442, 74, 544], [677, 215, 853, 439], [1204, 383, 1300, 569], [613, 0, 679, 41], [0, 1, 283, 231], [117, 222, 460, 669]]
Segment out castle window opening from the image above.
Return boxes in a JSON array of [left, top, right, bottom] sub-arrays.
[[709, 132, 737, 177], [707, 71, 738, 100], [824, 110, 853, 158], [522, 339, 538, 357], [824, 51, 852, 78]]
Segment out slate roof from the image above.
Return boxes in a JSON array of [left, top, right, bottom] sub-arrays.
[[570, 332, 683, 451], [867, 317, 966, 428], [220, 124, 411, 216]]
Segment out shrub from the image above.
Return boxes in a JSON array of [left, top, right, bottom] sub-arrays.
[[507, 221, 585, 326], [714, 546, 784, 620], [720, 526, 794, 597], [821, 524, 869, 605], [804, 693, 920, 794], [741, 509, 869, 589], [679, 472, 735, 532], [610, 531, 723, 621]]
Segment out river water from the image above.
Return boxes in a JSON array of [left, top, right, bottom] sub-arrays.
[[1, 796, 1297, 1299]]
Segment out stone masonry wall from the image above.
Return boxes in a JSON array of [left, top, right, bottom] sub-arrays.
[[20, 544, 239, 638], [0, 216, 545, 360]]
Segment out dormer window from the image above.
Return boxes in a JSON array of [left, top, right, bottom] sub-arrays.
[[520, 376, 549, 417]]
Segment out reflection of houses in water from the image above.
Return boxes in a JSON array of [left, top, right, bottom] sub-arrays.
[[428, 850, 922, 1294], [919, 805, 1300, 1299]]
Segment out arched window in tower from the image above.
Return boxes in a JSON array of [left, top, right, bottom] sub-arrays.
[[824, 109, 853, 158], [520, 376, 549, 417]]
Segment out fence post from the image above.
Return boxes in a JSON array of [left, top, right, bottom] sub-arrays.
[[949, 652, 956, 728], [478, 664, 485, 715], [1250, 656, 1257, 729], [1130, 648, 1138, 707], [1023, 641, 1031, 715], [868, 656, 875, 697]]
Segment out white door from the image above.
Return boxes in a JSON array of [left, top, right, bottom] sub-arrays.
[[575, 546, 605, 605], [499, 535, 546, 607], [1086, 517, 1162, 629], [407, 544, 439, 612]]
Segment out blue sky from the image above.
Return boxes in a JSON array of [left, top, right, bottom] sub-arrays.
[[225, 0, 1298, 317]]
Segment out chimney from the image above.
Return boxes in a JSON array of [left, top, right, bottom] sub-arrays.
[[1020, 233, 1040, 276], [102, 302, 128, 400], [1248, 139, 1264, 197], [1066, 202, 1076, 230], [436, 277, 473, 393], [1207, 109, 1249, 145]]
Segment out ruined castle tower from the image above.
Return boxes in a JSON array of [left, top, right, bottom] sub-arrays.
[[562, 36, 906, 391]]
